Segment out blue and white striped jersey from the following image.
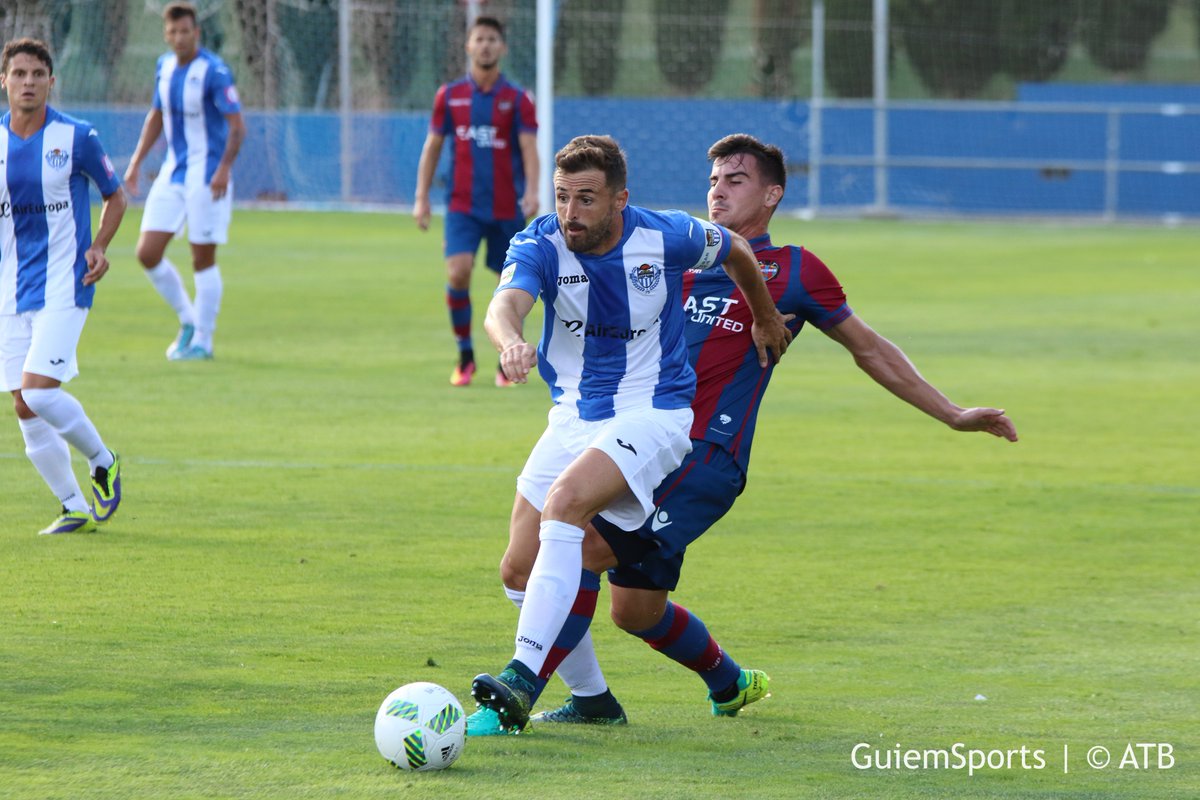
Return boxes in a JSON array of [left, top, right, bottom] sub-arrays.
[[153, 48, 241, 187], [0, 107, 121, 313], [498, 206, 732, 420]]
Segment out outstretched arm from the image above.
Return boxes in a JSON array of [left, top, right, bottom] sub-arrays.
[[485, 288, 538, 383], [824, 315, 1018, 441]]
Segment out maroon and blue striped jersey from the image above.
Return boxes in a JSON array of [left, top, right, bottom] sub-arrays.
[[683, 233, 852, 474], [429, 74, 537, 222]]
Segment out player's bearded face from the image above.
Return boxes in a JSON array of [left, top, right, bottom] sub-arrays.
[[556, 170, 624, 255]]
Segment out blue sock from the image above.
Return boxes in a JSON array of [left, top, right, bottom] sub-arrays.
[[631, 601, 741, 694]]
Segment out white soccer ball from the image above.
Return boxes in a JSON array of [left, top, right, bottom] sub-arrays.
[[374, 682, 466, 772]]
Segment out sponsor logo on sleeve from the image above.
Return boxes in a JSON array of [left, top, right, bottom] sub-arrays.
[[498, 264, 516, 286]]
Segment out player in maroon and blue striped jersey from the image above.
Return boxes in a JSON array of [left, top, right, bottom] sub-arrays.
[[413, 16, 539, 388], [468, 134, 1018, 734]]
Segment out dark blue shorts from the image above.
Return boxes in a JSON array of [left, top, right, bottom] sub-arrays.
[[603, 442, 745, 592], [444, 211, 526, 273]]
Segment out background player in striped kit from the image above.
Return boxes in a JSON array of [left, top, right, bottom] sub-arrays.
[[468, 135, 794, 734], [470, 134, 1018, 733], [413, 15, 540, 387], [124, 1, 245, 361], [0, 38, 127, 534]]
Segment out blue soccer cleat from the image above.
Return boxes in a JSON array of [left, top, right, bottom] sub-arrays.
[[39, 508, 98, 535], [91, 450, 122, 523]]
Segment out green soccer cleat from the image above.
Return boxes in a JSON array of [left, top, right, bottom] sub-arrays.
[[165, 323, 195, 359], [39, 508, 98, 535], [710, 669, 771, 717], [470, 670, 533, 734], [466, 706, 529, 736], [91, 450, 121, 523], [531, 696, 628, 726]]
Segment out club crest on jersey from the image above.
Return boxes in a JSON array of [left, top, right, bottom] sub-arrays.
[[758, 260, 780, 281], [44, 148, 69, 169], [629, 262, 662, 294]]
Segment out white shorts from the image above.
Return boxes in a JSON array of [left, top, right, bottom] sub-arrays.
[[141, 173, 232, 245], [516, 403, 694, 530], [0, 307, 88, 391]]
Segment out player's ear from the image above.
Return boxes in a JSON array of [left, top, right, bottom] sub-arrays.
[[764, 185, 782, 209], [615, 188, 629, 211]]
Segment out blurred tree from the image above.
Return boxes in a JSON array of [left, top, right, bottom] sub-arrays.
[[654, 0, 730, 94], [996, 0, 1075, 82], [555, 0, 625, 96], [754, 0, 810, 97], [1079, 0, 1170, 73], [895, 0, 1002, 98], [824, 0, 877, 98]]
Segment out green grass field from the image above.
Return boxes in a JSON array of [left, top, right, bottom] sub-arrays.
[[1, 210, 1197, 799]]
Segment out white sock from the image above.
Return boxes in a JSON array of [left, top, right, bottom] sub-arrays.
[[512, 520, 584, 675], [20, 388, 112, 471], [19, 417, 88, 513], [192, 265, 222, 351], [556, 630, 610, 698], [144, 258, 195, 325]]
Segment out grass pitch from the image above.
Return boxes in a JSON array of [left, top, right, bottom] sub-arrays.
[[1, 210, 1197, 799]]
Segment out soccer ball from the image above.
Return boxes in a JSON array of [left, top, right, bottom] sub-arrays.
[[374, 682, 466, 771]]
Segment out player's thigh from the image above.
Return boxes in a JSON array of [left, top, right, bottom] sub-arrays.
[[22, 308, 87, 386], [515, 412, 581, 516], [482, 217, 525, 274], [140, 177, 187, 236], [443, 212, 485, 260], [606, 444, 744, 592], [0, 313, 33, 393], [184, 182, 231, 246], [586, 407, 694, 531]]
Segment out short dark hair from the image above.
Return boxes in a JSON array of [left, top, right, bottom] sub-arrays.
[[707, 133, 787, 192], [2, 38, 54, 76], [555, 135, 627, 192], [163, 1, 198, 24], [471, 15, 505, 41]]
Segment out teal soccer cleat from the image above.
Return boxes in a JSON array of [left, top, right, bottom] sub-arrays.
[[169, 343, 213, 361], [165, 323, 195, 359], [470, 670, 533, 734], [531, 696, 628, 726]]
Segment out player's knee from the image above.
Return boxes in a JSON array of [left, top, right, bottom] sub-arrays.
[[136, 242, 163, 268], [499, 551, 532, 592], [541, 483, 595, 528], [609, 602, 649, 634], [19, 386, 57, 418], [12, 391, 35, 420]]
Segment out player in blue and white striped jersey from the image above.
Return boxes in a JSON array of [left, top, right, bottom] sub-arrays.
[[469, 135, 794, 733], [124, 1, 245, 362], [1, 38, 128, 535]]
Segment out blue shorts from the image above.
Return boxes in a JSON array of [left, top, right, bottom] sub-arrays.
[[603, 442, 746, 592], [444, 211, 526, 273]]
